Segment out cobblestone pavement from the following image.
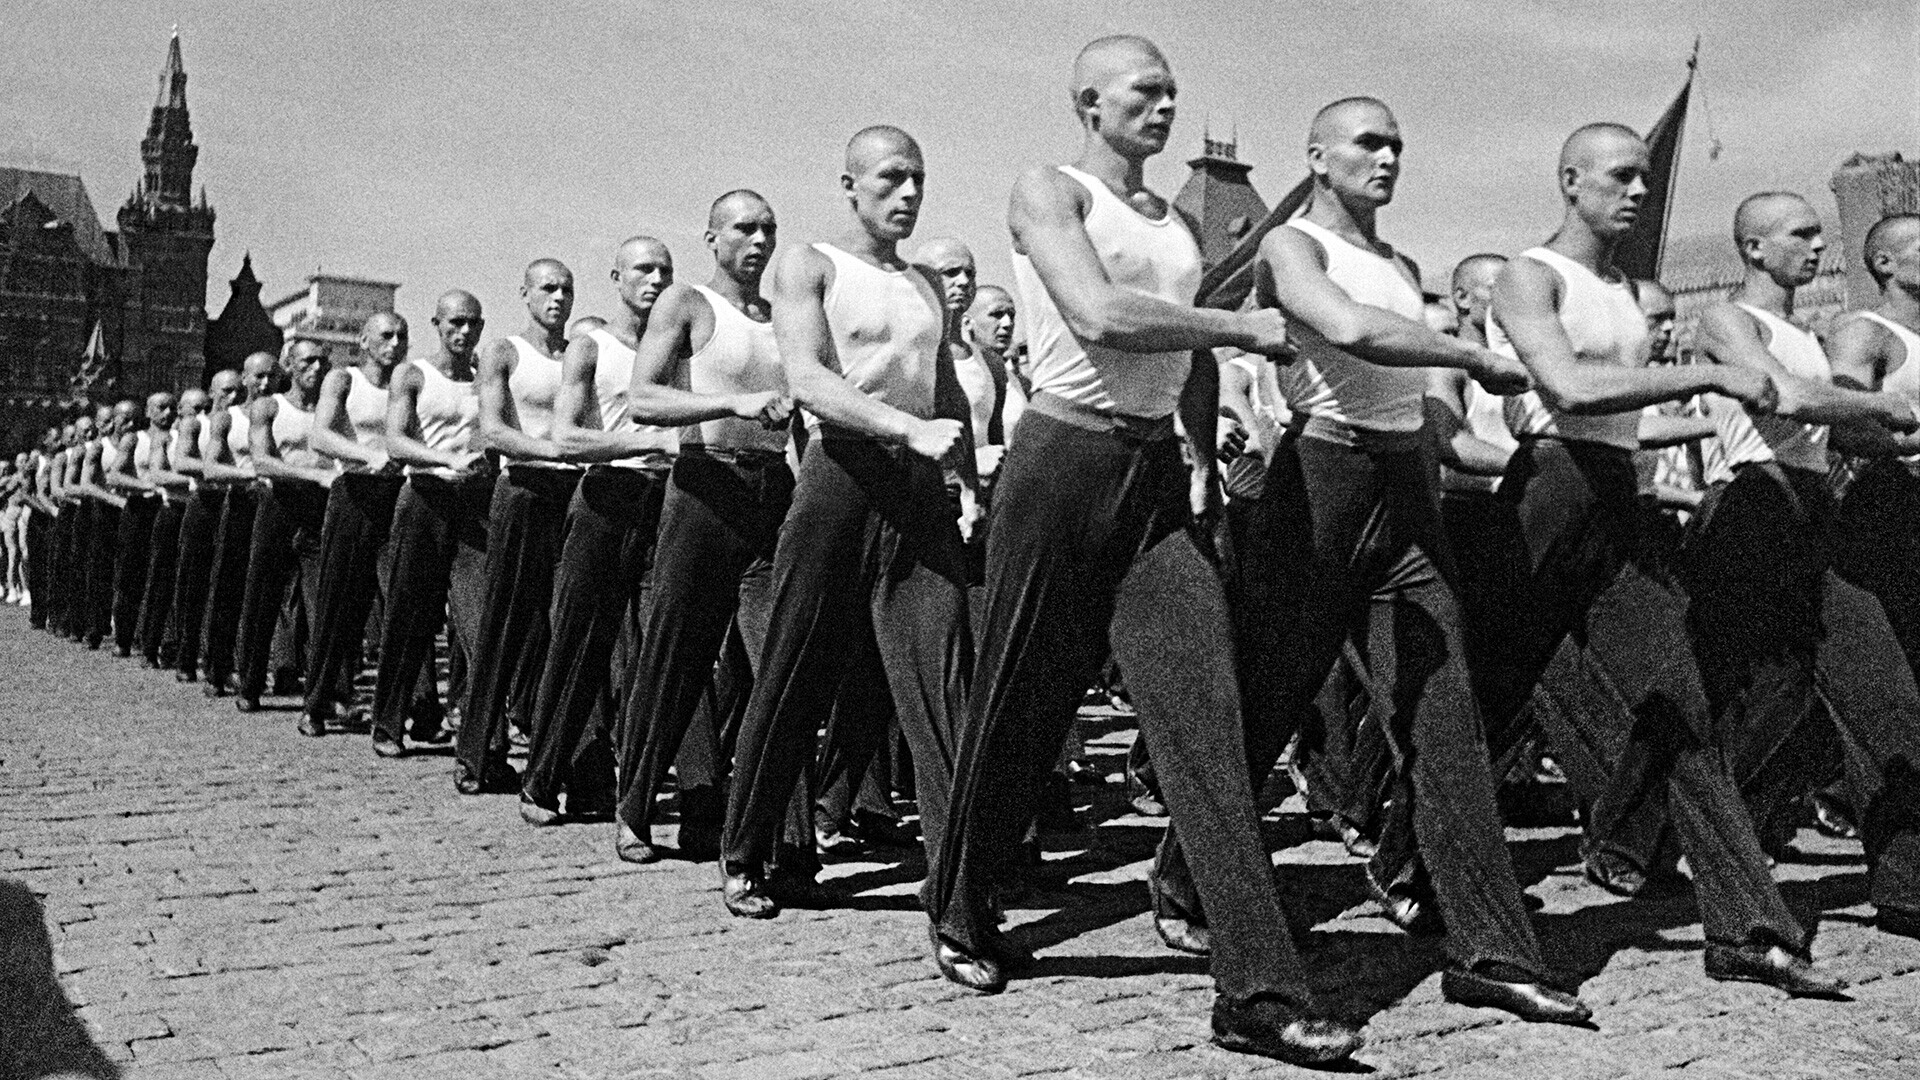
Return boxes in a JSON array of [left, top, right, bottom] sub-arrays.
[[3, 604, 1919, 1079]]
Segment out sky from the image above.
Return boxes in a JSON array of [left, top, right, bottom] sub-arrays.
[[3, 0, 1916, 341]]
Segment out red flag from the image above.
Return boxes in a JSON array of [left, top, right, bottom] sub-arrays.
[[1616, 41, 1697, 282], [1196, 172, 1314, 309]]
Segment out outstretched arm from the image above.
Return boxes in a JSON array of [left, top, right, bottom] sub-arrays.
[[1698, 303, 1917, 430], [1423, 368, 1511, 475], [1829, 314, 1920, 457], [553, 328, 703, 461]]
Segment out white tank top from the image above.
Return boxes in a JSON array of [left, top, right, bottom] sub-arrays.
[[586, 326, 677, 466], [407, 359, 479, 477], [99, 434, 124, 476], [166, 423, 185, 468], [1491, 247, 1646, 450], [505, 335, 564, 445], [1274, 218, 1428, 441], [1709, 305, 1831, 473], [133, 429, 153, 474], [807, 244, 940, 432], [271, 393, 326, 471], [226, 404, 253, 464], [1446, 377, 1518, 493], [1012, 165, 1201, 420], [1855, 311, 1920, 472], [343, 366, 389, 450], [684, 286, 787, 453], [196, 411, 217, 460]]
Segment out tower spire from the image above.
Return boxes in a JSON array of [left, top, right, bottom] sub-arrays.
[[134, 30, 198, 211]]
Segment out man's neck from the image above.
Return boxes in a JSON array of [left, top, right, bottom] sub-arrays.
[[1073, 136, 1148, 195], [519, 321, 565, 357], [1733, 270, 1794, 319], [831, 224, 900, 269], [1545, 213, 1616, 276], [1879, 283, 1920, 331], [609, 305, 648, 348], [358, 359, 393, 389], [288, 382, 320, 409], [1304, 185, 1381, 248], [428, 347, 474, 380], [704, 270, 762, 313]]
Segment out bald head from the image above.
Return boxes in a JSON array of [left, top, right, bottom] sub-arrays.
[[1864, 214, 1920, 287], [179, 387, 210, 417], [241, 352, 277, 379], [1309, 97, 1393, 149], [1559, 123, 1644, 174], [1734, 191, 1814, 247], [1071, 35, 1169, 109], [708, 189, 772, 232], [917, 237, 977, 315], [615, 235, 671, 272], [359, 312, 409, 366], [1449, 253, 1507, 333], [966, 284, 1017, 355], [523, 259, 571, 290], [846, 126, 922, 177], [1635, 279, 1676, 318], [435, 289, 481, 321], [521, 259, 575, 330], [612, 235, 675, 315]]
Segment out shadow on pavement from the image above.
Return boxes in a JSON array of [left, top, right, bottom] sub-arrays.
[[0, 877, 120, 1080]]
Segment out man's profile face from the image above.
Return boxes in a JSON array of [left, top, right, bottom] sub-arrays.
[[523, 267, 576, 330], [1089, 59, 1177, 159], [1316, 107, 1403, 208], [362, 317, 409, 369], [210, 373, 241, 410], [242, 359, 275, 399], [1886, 226, 1920, 292], [710, 206, 776, 286], [927, 252, 976, 315], [967, 292, 1016, 354], [616, 245, 675, 315], [1639, 294, 1677, 361], [850, 149, 926, 242], [148, 395, 176, 429], [1568, 138, 1651, 239], [1754, 208, 1826, 289]]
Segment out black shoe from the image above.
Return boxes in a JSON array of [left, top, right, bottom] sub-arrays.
[[1442, 969, 1592, 1025], [1366, 866, 1444, 936], [846, 808, 916, 848], [203, 678, 232, 698], [1210, 994, 1364, 1066], [408, 723, 453, 746], [234, 695, 260, 714], [1036, 773, 1081, 832], [929, 924, 1005, 993], [814, 816, 859, 857], [676, 785, 724, 824], [271, 669, 303, 696], [1147, 873, 1212, 956], [454, 761, 520, 796], [721, 861, 779, 919], [519, 794, 562, 827], [1878, 906, 1920, 941], [1583, 850, 1647, 898], [1810, 790, 1860, 840], [296, 714, 326, 738], [615, 823, 659, 864], [1062, 758, 1107, 786], [1704, 942, 1849, 999], [372, 734, 405, 758], [1127, 768, 1166, 817]]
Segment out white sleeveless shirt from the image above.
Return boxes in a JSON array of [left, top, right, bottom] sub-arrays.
[[226, 403, 253, 464], [342, 366, 390, 455], [1274, 218, 1428, 441], [808, 243, 941, 432], [1012, 165, 1201, 420], [1491, 247, 1647, 451], [505, 334, 564, 446], [133, 429, 153, 475], [407, 359, 479, 477], [1710, 305, 1831, 473], [271, 393, 327, 472], [197, 410, 218, 461], [585, 326, 677, 466], [1856, 311, 1920, 472], [1446, 378, 1518, 494], [684, 285, 787, 453]]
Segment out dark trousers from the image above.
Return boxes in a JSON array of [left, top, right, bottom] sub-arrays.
[[201, 485, 258, 688], [27, 509, 51, 629], [372, 472, 490, 743], [136, 497, 184, 664], [617, 454, 787, 832], [49, 504, 75, 637], [524, 466, 666, 810], [1193, 431, 1545, 979], [60, 502, 87, 639], [721, 439, 967, 878], [169, 485, 229, 678], [235, 480, 329, 701], [112, 493, 158, 655], [670, 619, 755, 799], [1838, 459, 1920, 686], [303, 472, 402, 720], [456, 466, 579, 783], [85, 500, 120, 647], [928, 409, 1306, 1002], [1593, 462, 1920, 913], [1493, 438, 1806, 950]]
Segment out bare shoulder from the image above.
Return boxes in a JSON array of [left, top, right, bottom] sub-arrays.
[[1258, 222, 1325, 270], [771, 243, 833, 300], [250, 394, 279, 423], [320, 366, 354, 397], [1009, 165, 1088, 236], [1493, 254, 1561, 305], [479, 337, 518, 376]]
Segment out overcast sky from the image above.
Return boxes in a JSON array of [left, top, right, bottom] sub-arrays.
[[3, 0, 1915, 338]]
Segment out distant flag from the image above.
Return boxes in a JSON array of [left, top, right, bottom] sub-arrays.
[[1196, 172, 1315, 309], [1616, 39, 1699, 282]]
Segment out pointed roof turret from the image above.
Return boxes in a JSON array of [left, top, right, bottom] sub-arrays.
[[155, 30, 188, 111], [1173, 134, 1270, 273]]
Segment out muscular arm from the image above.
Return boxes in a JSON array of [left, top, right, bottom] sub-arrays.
[[1636, 411, 1715, 449], [627, 286, 786, 429], [252, 396, 344, 486], [310, 369, 386, 470], [1492, 257, 1750, 414], [383, 364, 477, 474], [1698, 303, 1914, 429], [552, 333, 679, 462], [171, 415, 206, 478], [103, 432, 154, 494], [197, 408, 255, 481], [1011, 167, 1270, 353], [77, 443, 124, 506], [1423, 368, 1511, 475], [1822, 315, 1920, 457], [476, 341, 561, 461]]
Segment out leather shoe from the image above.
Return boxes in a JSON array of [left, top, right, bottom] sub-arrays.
[[615, 823, 658, 864], [1811, 790, 1860, 840], [519, 795, 562, 827], [1147, 872, 1211, 955], [1442, 969, 1592, 1025], [1062, 758, 1107, 786], [454, 762, 520, 795], [1583, 850, 1647, 898], [930, 924, 1005, 993], [1704, 942, 1849, 998], [409, 723, 453, 746], [721, 861, 779, 919], [371, 735, 405, 759], [296, 714, 326, 738], [1210, 994, 1364, 1065], [1366, 867, 1444, 936], [1878, 905, 1920, 941], [234, 695, 260, 714]]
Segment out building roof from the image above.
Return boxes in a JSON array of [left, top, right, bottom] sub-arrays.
[[0, 168, 117, 266], [1173, 136, 1271, 271], [1657, 231, 1847, 293]]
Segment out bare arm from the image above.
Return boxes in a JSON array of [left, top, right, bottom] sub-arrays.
[[932, 324, 983, 532], [77, 443, 125, 507], [252, 395, 343, 486], [104, 432, 158, 494], [309, 369, 387, 471], [627, 286, 790, 430], [1829, 315, 1920, 457], [475, 341, 562, 461], [383, 364, 480, 474], [1492, 257, 1771, 415], [552, 331, 693, 462], [171, 415, 206, 478], [1636, 410, 1714, 449], [1698, 303, 1916, 430], [197, 408, 256, 481], [1012, 167, 1285, 354], [1423, 368, 1511, 475]]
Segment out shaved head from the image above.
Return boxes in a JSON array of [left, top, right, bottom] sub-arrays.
[[435, 289, 481, 320], [146, 391, 173, 412], [918, 237, 977, 314], [1559, 123, 1644, 174], [615, 235, 671, 272], [179, 387, 210, 415], [241, 352, 277, 378], [1865, 214, 1920, 286], [1071, 35, 1168, 113], [1450, 253, 1506, 295], [361, 311, 404, 338], [1734, 191, 1814, 247], [1635, 279, 1676, 316], [916, 237, 974, 271], [969, 283, 1013, 311], [1309, 96, 1392, 148], [210, 370, 240, 392], [523, 259, 571, 289], [845, 125, 922, 177], [708, 189, 771, 232]]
